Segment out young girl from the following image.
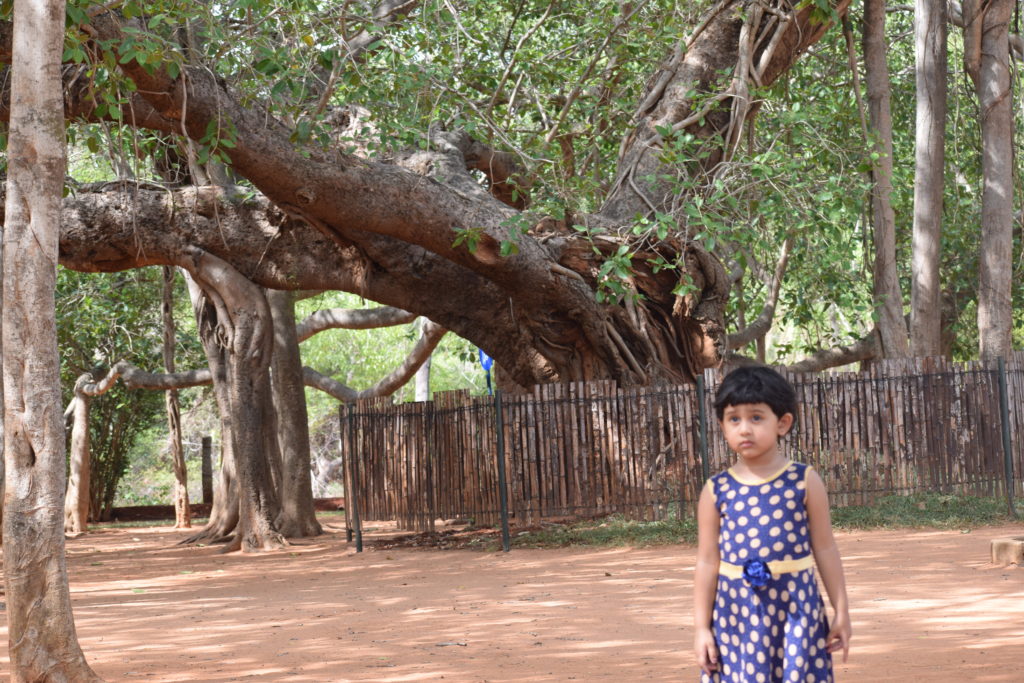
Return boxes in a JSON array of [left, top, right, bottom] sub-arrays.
[[694, 366, 851, 682]]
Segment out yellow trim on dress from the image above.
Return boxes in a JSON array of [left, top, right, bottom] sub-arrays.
[[727, 461, 793, 486], [718, 555, 815, 579]]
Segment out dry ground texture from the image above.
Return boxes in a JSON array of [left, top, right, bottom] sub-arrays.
[[1, 519, 1022, 682]]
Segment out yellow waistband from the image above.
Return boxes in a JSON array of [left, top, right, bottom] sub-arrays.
[[718, 555, 815, 579]]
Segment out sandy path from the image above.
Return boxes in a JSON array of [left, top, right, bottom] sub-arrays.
[[2, 521, 1022, 681]]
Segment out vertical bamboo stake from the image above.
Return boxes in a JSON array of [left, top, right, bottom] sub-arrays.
[[495, 390, 511, 551], [347, 403, 363, 552], [997, 357, 1019, 518]]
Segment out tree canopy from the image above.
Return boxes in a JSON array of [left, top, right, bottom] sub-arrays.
[[0, 0, 894, 392], [0, 0, 1020, 376]]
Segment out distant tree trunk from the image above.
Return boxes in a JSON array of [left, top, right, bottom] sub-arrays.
[[910, 0, 947, 357], [964, 0, 1014, 358], [1, 0, 102, 678], [415, 354, 432, 401], [163, 265, 191, 528], [64, 374, 94, 534], [202, 435, 214, 504], [863, 0, 910, 357], [267, 289, 322, 538], [0, 416, 4, 544]]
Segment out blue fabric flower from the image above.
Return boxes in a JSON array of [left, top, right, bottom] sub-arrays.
[[742, 558, 771, 588]]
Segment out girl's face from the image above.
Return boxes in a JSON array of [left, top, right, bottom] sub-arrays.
[[719, 402, 793, 464]]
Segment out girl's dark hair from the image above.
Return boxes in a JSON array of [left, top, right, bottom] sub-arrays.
[[713, 366, 797, 421]]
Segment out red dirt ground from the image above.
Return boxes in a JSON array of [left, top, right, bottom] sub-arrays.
[[2, 520, 1022, 682]]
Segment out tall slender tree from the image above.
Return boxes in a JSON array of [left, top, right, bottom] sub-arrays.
[[163, 265, 191, 528], [1, 0, 102, 678], [863, 0, 910, 358], [964, 0, 1014, 358], [910, 0, 948, 357]]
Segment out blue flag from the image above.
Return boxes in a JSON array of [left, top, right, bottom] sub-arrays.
[[478, 349, 494, 395]]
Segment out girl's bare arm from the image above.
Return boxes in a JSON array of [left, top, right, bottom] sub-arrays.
[[693, 482, 721, 674], [806, 468, 852, 662]]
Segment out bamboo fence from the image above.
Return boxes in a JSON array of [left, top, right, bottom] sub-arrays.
[[339, 353, 1024, 531]]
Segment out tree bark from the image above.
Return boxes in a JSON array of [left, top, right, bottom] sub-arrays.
[[910, 0, 947, 357], [163, 265, 191, 528], [863, 0, 910, 358], [1, 0, 102, 678], [267, 289, 322, 538], [964, 0, 1014, 359]]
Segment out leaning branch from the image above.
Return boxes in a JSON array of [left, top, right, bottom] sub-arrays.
[[726, 235, 794, 350], [296, 307, 417, 343], [784, 329, 881, 373], [303, 320, 447, 401], [61, 317, 444, 410], [63, 362, 213, 419]]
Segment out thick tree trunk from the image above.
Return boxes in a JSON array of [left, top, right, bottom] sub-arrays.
[[1, 0, 102, 678], [163, 266, 191, 528], [910, 0, 947, 357], [267, 289, 322, 538], [179, 274, 241, 544], [965, 0, 1014, 359], [183, 254, 285, 552], [64, 376, 93, 534], [863, 0, 910, 358]]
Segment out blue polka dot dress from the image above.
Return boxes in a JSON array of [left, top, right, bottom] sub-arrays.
[[700, 461, 833, 683]]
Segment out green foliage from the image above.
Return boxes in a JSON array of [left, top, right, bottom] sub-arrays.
[[87, 385, 163, 520], [114, 421, 208, 508], [501, 513, 699, 549], [830, 493, 1012, 530], [595, 244, 636, 304], [452, 225, 485, 253]]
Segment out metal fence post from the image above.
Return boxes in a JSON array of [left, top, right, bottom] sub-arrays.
[[347, 402, 364, 551], [338, 406, 353, 543], [495, 389, 511, 552], [997, 357, 1018, 519]]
